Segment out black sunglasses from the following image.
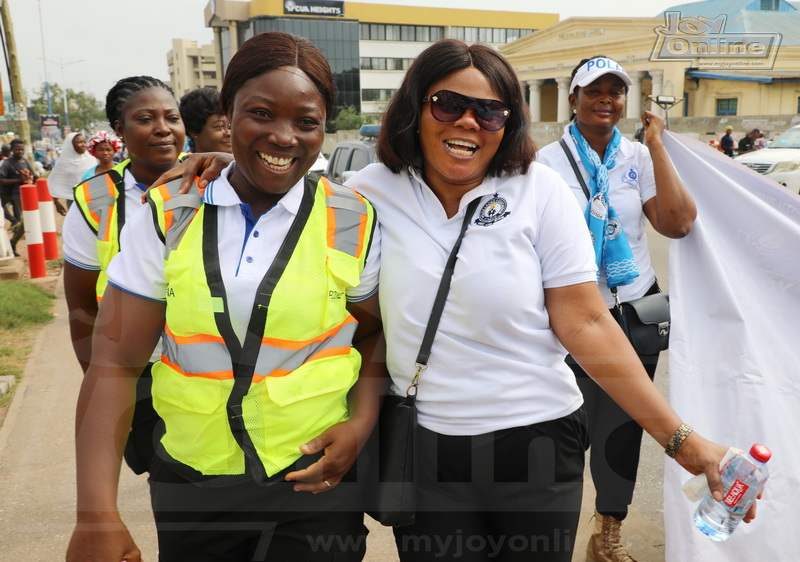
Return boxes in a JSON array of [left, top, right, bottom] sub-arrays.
[[422, 89, 510, 132]]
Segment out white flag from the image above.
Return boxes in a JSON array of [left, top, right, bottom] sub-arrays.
[[662, 132, 800, 560]]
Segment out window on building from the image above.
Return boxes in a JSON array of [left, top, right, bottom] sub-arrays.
[[716, 98, 738, 116], [370, 24, 385, 40], [362, 88, 396, 102]]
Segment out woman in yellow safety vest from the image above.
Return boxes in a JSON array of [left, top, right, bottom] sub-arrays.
[[66, 32, 383, 562], [62, 75, 186, 477]]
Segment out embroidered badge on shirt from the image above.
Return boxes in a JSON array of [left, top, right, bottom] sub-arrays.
[[621, 165, 639, 188], [475, 195, 511, 227]]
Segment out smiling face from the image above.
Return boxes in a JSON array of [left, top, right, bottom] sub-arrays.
[[227, 66, 325, 211], [72, 134, 87, 154], [419, 67, 505, 200], [570, 74, 627, 136], [114, 87, 184, 173], [194, 113, 231, 154]]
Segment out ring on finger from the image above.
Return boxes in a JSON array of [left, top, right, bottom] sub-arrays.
[[324, 480, 332, 488]]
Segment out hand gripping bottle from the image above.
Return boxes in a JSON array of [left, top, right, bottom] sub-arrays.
[[694, 443, 771, 541]]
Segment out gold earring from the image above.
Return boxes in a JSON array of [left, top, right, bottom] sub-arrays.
[[572, 108, 577, 114]]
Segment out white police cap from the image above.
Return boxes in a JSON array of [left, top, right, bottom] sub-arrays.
[[569, 57, 632, 94]]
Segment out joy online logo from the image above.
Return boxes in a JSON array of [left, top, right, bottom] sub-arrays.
[[650, 12, 781, 68]]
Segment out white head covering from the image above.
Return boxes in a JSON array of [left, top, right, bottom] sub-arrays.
[[569, 57, 632, 94], [46, 132, 97, 200]]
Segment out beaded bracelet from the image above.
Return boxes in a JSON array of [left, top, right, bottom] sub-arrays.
[[665, 423, 693, 458]]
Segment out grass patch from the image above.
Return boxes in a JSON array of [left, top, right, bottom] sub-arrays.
[[0, 281, 55, 330], [0, 280, 56, 408]]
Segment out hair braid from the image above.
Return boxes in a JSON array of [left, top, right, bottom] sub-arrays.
[[105, 75, 175, 129]]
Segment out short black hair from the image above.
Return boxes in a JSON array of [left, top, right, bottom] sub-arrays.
[[105, 75, 175, 130], [180, 87, 221, 145], [10, 139, 24, 147], [378, 39, 535, 176], [220, 32, 335, 121]]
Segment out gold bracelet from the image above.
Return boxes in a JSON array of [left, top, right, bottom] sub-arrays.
[[665, 423, 693, 458]]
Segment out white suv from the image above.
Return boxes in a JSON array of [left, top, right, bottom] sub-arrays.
[[735, 125, 800, 193]]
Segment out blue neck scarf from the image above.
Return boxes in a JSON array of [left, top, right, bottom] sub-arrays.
[[569, 123, 638, 288]]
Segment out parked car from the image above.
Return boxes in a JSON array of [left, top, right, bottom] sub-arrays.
[[735, 124, 800, 193], [325, 124, 379, 183], [309, 152, 329, 175]]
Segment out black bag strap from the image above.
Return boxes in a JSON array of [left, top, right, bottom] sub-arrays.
[[406, 197, 481, 397], [559, 138, 591, 201]]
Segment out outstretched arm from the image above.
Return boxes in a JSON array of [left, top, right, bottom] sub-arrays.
[[66, 286, 166, 562], [63, 263, 100, 373], [143, 152, 234, 202], [641, 111, 697, 238], [546, 281, 735, 505]]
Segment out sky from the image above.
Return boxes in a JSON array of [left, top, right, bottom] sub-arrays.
[[8, 0, 681, 104]]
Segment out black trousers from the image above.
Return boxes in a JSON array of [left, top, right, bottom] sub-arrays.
[[567, 285, 661, 521], [149, 456, 367, 562], [393, 408, 588, 562]]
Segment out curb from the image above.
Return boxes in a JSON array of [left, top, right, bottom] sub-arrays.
[[0, 375, 15, 396]]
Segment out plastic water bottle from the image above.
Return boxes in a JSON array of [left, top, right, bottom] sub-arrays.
[[694, 443, 771, 541]]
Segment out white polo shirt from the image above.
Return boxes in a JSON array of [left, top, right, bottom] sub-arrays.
[[62, 166, 149, 270], [62, 167, 163, 363], [107, 163, 380, 344], [537, 126, 658, 307], [347, 162, 596, 435]]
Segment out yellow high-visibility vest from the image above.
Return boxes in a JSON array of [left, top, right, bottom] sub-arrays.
[[147, 174, 376, 480], [72, 159, 131, 302], [72, 157, 186, 301]]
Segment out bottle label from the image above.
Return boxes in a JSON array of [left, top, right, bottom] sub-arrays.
[[723, 479, 749, 508]]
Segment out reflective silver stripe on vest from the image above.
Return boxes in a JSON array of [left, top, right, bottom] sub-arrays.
[[163, 320, 357, 377], [163, 193, 202, 254], [83, 175, 115, 240], [326, 184, 367, 257]]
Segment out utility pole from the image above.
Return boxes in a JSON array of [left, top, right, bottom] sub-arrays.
[[0, 0, 33, 156]]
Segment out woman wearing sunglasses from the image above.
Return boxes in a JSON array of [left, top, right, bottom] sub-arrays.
[[348, 39, 740, 562], [537, 56, 696, 562], [150, 40, 754, 562]]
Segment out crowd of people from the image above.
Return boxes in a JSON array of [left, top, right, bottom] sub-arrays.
[[719, 125, 766, 157], [0, 30, 763, 562]]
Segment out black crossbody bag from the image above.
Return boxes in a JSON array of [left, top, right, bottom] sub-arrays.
[[559, 139, 670, 355], [367, 198, 480, 527]]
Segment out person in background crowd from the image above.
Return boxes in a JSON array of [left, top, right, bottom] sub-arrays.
[[720, 125, 735, 157], [155, 38, 758, 562], [179, 86, 232, 154], [80, 131, 122, 181], [1, 144, 11, 159], [0, 138, 38, 256], [47, 132, 97, 215], [537, 55, 696, 562], [62, 76, 186, 491], [737, 128, 761, 155], [755, 130, 768, 149], [66, 32, 383, 562]]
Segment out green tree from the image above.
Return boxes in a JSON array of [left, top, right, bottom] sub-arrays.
[[331, 105, 363, 132], [27, 82, 104, 140]]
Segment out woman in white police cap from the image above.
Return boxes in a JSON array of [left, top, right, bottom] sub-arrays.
[[538, 56, 697, 562]]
